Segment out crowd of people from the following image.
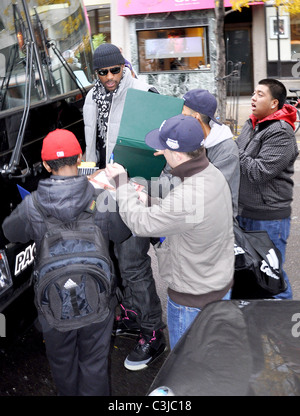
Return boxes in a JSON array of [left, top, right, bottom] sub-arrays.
[[2, 43, 299, 396]]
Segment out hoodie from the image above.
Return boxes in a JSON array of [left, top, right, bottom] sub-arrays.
[[205, 122, 240, 218], [2, 175, 131, 251], [249, 103, 296, 130], [147, 122, 240, 218], [236, 104, 299, 220]]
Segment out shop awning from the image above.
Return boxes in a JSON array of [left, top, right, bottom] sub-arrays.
[[118, 0, 263, 16]]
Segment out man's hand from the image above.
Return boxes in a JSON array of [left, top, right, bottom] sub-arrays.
[[105, 163, 126, 179], [153, 150, 164, 157]]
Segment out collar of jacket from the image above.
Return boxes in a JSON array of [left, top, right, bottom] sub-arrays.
[[49, 174, 80, 181], [250, 103, 296, 130], [170, 150, 209, 182]]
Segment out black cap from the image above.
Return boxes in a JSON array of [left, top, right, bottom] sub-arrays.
[[93, 43, 125, 70]]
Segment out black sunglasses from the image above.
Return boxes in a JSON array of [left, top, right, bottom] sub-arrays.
[[97, 66, 122, 76]]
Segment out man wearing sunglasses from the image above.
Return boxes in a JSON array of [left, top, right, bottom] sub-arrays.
[[83, 44, 166, 372]]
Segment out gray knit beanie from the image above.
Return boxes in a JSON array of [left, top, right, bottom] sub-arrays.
[[93, 43, 125, 70]]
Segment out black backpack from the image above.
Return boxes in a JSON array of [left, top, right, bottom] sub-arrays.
[[32, 194, 115, 332], [231, 220, 287, 299]]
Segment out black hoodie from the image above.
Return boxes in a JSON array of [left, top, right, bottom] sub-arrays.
[[2, 175, 130, 250]]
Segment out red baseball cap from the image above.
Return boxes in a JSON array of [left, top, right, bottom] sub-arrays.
[[41, 129, 82, 161]]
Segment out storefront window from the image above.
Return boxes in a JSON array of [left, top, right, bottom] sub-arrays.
[[86, 6, 111, 44], [265, 6, 300, 77], [137, 27, 209, 73], [291, 13, 300, 56]]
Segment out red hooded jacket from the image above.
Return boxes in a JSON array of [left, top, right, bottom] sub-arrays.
[[250, 103, 297, 130]]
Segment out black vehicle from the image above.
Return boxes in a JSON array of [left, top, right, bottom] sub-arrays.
[[148, 299, 300, 396], [0, 0, 93, 340]]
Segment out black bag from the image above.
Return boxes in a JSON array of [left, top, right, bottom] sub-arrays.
[[231, 221, 287, 299], [32, 194, 115, 332]]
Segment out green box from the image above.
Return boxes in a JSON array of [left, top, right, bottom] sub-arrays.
[[114, 89, 184, 180]]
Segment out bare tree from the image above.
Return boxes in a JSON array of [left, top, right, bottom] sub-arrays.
[[214, 0, 227, 122], [214, 0, 236, 122]]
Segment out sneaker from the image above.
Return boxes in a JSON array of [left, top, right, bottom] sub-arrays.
[[114, 315, 141, 336], [113, 305, 141, 337], [124, 329, 167, 371]]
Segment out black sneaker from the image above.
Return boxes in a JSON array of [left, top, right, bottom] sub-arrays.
[[124, 329, 167, 371], [114, 316, 141, 336], [113, 305, 141, 337]]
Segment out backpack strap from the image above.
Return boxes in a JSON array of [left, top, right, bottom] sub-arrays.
[[32, 192, 51, 232]]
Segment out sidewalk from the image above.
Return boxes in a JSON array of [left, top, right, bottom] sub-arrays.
[[236, 96, 251, 133]]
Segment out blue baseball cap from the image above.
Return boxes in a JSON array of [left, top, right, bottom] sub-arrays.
[[183, 89, 221, 125], [145, 114, 204, 152]]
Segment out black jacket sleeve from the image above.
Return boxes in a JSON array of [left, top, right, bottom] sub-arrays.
[[94, 189, 131, 243], [2, 197, 33, 244]]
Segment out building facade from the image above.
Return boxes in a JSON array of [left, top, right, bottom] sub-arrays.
[[85, 0, 300, 99]]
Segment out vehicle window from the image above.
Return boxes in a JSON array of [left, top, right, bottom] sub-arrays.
[[0, 0, 93, 113]]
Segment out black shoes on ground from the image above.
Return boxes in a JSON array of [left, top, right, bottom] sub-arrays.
[[113, 307, 167, 371], [113, 307, 141, 337], [124, 329, 167, 371]]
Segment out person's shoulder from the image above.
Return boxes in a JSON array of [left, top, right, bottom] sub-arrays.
[[221, 137, 239, 153], [84, 87, 95, 103], [209, 138, 239, 157], [265, 119, 295, 137], [131, 76, 156, 93]]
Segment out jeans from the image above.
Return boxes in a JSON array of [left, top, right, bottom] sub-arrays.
[[237, 216, 292, 300], [167, 290, 231, 351], [114, 234, 164, 332]]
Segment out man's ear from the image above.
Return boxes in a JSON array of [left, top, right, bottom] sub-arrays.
[[192, 112, 202, 122], [271, 99, 279, 110], [43, 161, 52, 173], [77, 154, 82, 166], [173, 151, 184, 162]]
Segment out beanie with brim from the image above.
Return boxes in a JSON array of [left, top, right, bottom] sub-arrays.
[[93, 43, 125, 70]]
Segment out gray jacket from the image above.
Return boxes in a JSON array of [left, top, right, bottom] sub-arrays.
[[236, 113, 298, 220], [205, 122, 240, 218], [115, 153, 234, 308], [83, 68, 153, 165]]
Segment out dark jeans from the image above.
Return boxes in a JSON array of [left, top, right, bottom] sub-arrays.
[[41, 310, 114, 396], [114, 234, 164, 332]]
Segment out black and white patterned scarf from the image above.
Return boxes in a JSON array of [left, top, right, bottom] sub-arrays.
[[92, 78, 115, 152]]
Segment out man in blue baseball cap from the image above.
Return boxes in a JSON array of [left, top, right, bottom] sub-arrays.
[[105, 114, 234, 351], [182, 89, 240, 218]]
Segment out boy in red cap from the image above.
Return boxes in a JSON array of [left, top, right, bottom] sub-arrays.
[[2, 129, 130, 396]]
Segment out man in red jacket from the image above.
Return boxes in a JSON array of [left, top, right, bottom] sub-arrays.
[[236, 78, 298, 299]]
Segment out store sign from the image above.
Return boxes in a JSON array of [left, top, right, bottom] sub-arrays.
[[118, 0, 232, 15], [118, 0, 262, 16]]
